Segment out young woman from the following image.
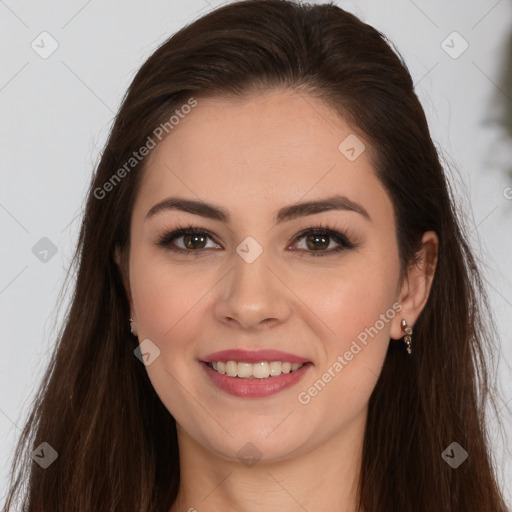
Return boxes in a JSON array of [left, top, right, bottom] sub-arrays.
[[3, 1, 509, 511]]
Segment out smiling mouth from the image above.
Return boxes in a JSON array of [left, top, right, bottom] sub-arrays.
[[205, 361, 311, 379]]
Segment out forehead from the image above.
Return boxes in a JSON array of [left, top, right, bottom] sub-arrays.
[[133, 90, 393, 226]]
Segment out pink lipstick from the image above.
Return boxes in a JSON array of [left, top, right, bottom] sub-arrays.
[[199, 349, 313, 398]]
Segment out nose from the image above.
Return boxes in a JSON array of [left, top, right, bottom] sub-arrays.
[[213, 247, 292, 331]]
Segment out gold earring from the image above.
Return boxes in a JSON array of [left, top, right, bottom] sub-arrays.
[[401, 319, 413, 355], [129, 318, 135, 336]]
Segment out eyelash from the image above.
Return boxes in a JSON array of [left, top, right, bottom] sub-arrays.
[[156, 221, 358, 257]]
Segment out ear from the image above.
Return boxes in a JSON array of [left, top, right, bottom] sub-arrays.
[[390, 231, 439, 340]]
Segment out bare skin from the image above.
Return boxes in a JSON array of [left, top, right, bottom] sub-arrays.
[[115, 89, 438, 512]]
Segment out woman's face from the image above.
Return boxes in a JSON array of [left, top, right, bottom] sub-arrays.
[[122, 89, 408, 463]]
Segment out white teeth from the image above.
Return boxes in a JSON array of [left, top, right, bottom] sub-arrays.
[[208, 360, 305, 379], [225, 361, 238, 377], [269, 361, 282, 376], [253, 362, 270, 379], [237, 362, 253, 378]]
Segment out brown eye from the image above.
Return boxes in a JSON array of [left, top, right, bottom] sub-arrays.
[[292, 228, 355, 257], [182, 233, 208, 250], [157, 228, 220, 253], [304, 233, 330, 251]]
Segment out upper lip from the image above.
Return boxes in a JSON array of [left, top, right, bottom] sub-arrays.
[[201, 349, 311, 364]]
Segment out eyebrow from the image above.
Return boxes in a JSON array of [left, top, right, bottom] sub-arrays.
[[145, 194, 371, 223]]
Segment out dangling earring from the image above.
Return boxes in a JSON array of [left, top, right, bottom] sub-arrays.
[[129, 317, 136, 336], [401, 319, 413, 355]]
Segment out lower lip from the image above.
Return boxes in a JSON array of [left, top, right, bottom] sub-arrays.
[[200, 362, 313, 398]]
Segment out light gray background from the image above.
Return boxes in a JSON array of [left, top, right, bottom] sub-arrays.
[[1, 0, 511, 505]]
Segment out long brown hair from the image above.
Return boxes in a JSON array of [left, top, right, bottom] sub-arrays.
[[3, 1, 508, 510]]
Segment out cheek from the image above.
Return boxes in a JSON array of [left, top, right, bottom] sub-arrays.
[[295, 272, 398, 422], [130, 244, 211, 327], [129, 259, 208, 412], [299, 253, 399, 396], [128, 252, 230, 405], [299, 257, 399, 347]]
